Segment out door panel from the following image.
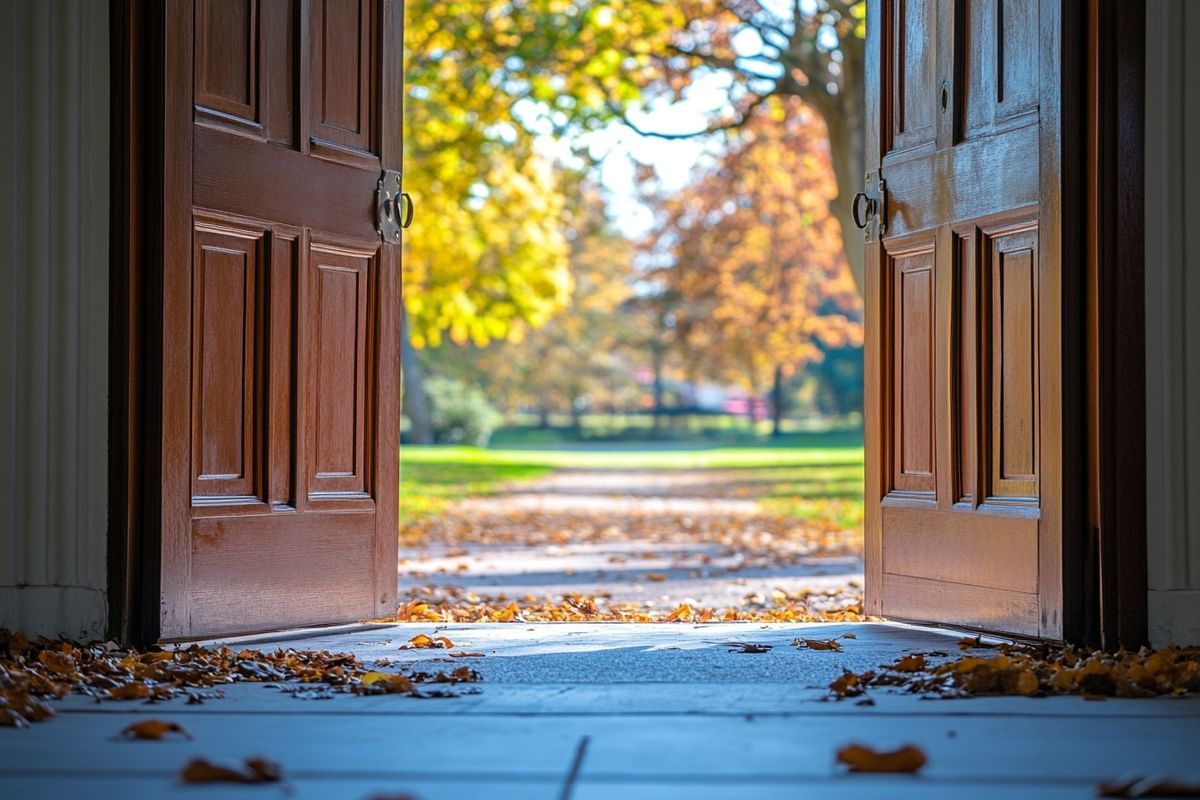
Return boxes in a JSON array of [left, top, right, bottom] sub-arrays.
[[891, 0, 939, 151], [307, 244, 371, 497], [159, 0, 401, 639], [866, 0, 1065, 638], [889, 242, 937, 497], [190, 223, 264, 503]]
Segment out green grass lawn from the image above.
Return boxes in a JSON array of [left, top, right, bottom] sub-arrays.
[[400, 433, 865, 527]]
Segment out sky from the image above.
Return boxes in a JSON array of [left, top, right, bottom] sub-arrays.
[[527, 69, 738, 239]]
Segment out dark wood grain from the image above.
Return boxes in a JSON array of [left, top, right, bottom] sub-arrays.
[[1086, 0, 1147, 648]]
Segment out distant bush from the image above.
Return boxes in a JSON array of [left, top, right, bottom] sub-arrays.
[[425, 377, 502, 446]]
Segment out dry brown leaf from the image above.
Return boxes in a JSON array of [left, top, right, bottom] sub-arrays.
[[1098, 776, 1200, 797], [116, 719, 193, 741], [37, 650, 77, 677], [180, 756, 282, 784], [830, 670, 871, 698], [836, 743, 927, 773], [794, 637, 843, 651], [433, 667, 480, 683], [108, 682, 169, 700], [888, 653, 927, 672], [404, 634, 454, 650], [645, 573, 668, 582], [726, 642, 773, 653]]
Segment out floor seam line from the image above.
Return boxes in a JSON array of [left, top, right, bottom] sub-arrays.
[[559, 734, 591, 800]]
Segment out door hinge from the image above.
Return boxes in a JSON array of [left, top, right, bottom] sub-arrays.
[[375, 169, 413, 244], [851, 169, 888, 244]]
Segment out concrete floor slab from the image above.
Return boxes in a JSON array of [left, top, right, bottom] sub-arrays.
[[3, 622, 1198, 799]]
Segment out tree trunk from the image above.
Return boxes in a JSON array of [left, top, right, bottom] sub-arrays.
[[401, 313, 434, 445], [780, 30, 866, 295], [537, 405, 551, 429], [771, 364, 785, 438], [651, 343, 664, 438], [822, 104, 866, 295]]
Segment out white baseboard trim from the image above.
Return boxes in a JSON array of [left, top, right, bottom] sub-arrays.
[[1148, 590, 1200, 647], [0, 585, 107, 641]]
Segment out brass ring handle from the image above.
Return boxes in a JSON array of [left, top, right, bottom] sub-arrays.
[[851, 191, 875, 230], [398, 192, 414, 229]]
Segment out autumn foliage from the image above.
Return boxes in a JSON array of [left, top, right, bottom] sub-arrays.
[[640, 96, 862, 405]]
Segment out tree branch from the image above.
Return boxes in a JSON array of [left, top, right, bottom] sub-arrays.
[[612, 89, 775, 140]]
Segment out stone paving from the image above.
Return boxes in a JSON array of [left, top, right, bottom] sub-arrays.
[[3, 622, 1198, 799]]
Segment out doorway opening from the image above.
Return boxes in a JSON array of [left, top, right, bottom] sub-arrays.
[[396, 1, 869, 625]]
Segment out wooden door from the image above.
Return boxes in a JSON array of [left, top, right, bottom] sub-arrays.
[[157, 0, 402, 639], [864, 0, 1073, 638]]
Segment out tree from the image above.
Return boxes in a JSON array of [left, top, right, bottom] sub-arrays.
[[642, 96, 862, 435], [401, 0, 695, 439], [424, 180, 639, 432], [615, 0, 868, 292]]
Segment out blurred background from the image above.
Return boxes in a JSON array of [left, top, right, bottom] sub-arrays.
[[401, 0, 866, 451]]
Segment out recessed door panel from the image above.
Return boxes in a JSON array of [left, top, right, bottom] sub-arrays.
[[890, 0, 938, 152], [307, 244, 372, 498], [191, 223, 263, 502], [988, 225, 1039, 501], [889, 244, 937, 496], [195, 0, 257, 121], [311, 0, 376, 158], [959, 0, 1040, 139]]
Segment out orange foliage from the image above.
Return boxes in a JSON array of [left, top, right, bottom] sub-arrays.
[[642, 96, 863, 393]]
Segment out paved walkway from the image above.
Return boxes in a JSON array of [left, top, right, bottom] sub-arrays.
[[399, 468, 864, 616], [3, 622, 1198, 798]]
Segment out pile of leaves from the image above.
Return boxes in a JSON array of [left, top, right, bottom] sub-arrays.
[[0, 629, 480, 729], [401, 505, 861, 574], [393, 584, 867, 624], [829, 637, 1200, 701]]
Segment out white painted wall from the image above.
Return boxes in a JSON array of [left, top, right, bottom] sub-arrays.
[[1145, 0, 1200, 647], [0, 1, 110, 639]]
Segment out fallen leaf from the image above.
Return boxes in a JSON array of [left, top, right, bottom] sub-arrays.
[[403, 634, 454, 650], [1098, 776, 1200, 797], [794, 637, 843, 651], [179, 756, 282, 784], [830, 670, 871, 698], [727, 642, 772, 654], [37, 650, 77, 677], [958, 634, 1000, 650], [664, 603, 693, 622], [116, 719, 192, 741], [645, 573, 668, 582], [836, 743, 927, 773], [448, 651, 486, 658], [108, 682, 170, 700], [433, 667, 480, 683], [887, 654, 927, 673], [358, 672, 415, 694]]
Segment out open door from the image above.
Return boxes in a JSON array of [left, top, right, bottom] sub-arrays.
[[147, 0, 403, 640], [863, 0, 1077, 638]]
